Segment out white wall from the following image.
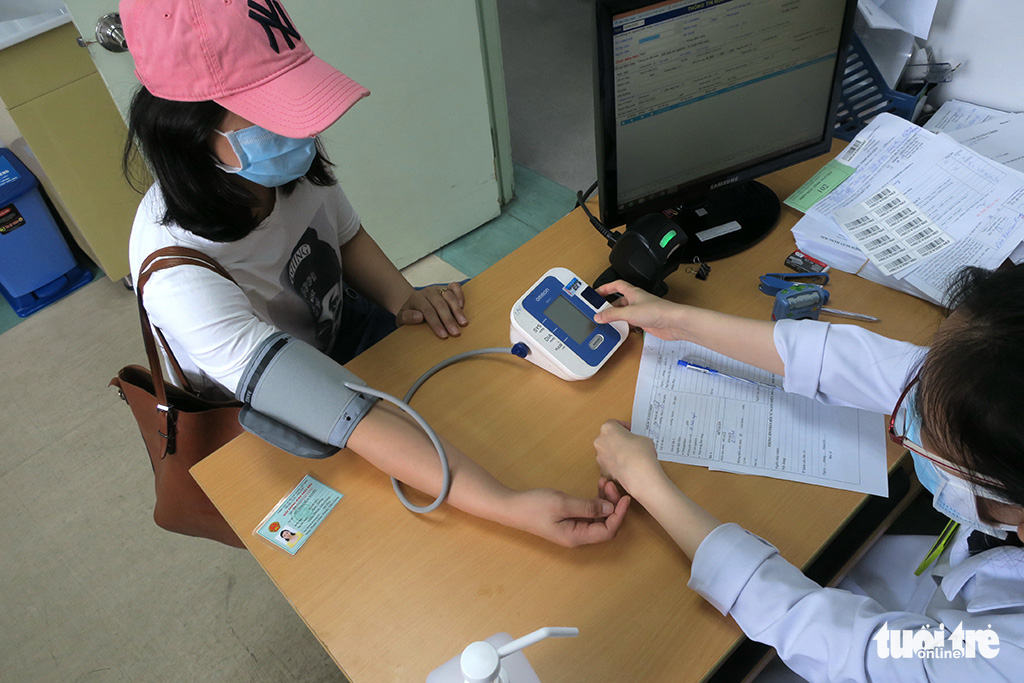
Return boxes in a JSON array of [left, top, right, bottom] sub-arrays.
[[925, 0, 1024, 111]]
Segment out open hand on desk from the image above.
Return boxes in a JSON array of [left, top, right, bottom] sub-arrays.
[[397, 281, 468, 339], [593, 280, 686, 341], [509, 486, 631, 547], [593, 420, 669, 496]]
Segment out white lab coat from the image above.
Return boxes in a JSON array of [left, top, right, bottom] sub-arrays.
[[686, 319, 1024, 682]]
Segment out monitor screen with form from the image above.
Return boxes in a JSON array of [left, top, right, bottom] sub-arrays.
[[594, 0, 857, 261]]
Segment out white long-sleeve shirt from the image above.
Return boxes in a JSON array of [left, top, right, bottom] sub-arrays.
[[687, 319, 1024, 682]]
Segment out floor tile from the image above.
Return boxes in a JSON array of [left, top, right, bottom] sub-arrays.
[[435, 164, 576, 277], [400, 254, 468, 288]]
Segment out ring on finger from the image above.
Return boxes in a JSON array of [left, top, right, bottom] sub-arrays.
[[438, 286, 449, 295]]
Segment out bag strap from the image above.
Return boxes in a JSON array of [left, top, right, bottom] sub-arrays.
[[138, 246, 235, 291], [135, 246, 238, 456]]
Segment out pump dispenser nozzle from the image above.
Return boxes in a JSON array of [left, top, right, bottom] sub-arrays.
[[459, 627, 579, 683]]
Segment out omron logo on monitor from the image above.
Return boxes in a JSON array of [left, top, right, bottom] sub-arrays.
[[592, 0, 858, 272]]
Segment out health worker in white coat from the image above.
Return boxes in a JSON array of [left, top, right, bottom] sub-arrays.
[[590, 264, 1024, 682]]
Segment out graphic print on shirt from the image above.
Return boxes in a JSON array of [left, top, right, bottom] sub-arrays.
[[284, 226, 342, 349]]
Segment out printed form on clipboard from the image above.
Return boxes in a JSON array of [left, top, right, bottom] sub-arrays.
[[632, 335, 889, 496]]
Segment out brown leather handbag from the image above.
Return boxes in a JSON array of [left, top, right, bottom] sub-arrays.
[[110, 247, 245, 548]]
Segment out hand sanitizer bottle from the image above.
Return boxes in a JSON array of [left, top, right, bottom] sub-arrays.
[[426, 627, 579, 683]]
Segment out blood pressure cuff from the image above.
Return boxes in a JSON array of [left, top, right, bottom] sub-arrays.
[[235, 333, 378, 458]]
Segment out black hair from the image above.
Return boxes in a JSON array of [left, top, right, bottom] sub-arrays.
[[122, 86, 336, 242], [916, 264, 1024, 508]]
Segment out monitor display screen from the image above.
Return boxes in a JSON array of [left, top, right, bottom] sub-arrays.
[[544, 295, 596, 344], [597, 0, 853, 224]]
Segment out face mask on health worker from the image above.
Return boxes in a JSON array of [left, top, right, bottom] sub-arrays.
[[905, 400, 1018, 540]]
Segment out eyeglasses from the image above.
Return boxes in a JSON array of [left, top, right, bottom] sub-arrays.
[[889, 375, 1005, 490]]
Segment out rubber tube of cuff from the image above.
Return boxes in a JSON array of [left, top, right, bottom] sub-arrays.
[[404, 347, 515, 402], [344, 382, 453, 514], [357, 347, 515, 514]]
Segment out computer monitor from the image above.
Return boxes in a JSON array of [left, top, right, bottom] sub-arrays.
[[594, 0, 857, 263]]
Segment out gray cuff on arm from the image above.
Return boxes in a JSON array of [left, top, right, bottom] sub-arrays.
[[236, 332, 378, 458]]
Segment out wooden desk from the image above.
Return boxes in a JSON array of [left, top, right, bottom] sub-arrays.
[[192, 145, 944, 682]]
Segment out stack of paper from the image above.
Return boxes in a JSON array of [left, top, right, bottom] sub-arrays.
[[941, 109, 1024, 175], [789, 107, 1024, 305], [631, 336, 888, 496], [923, 98, 1019, 135]]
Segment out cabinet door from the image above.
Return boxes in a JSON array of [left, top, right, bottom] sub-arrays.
[[66, 0, 511, 268], [0, 22, 140, 281], [9, 71, 141, 280]]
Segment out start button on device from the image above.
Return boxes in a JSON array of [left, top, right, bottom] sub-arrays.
[[588, 334, 604, 349]]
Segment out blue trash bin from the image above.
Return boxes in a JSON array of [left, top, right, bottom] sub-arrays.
[[0, 148, 92, 317]]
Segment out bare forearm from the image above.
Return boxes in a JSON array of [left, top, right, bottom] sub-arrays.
[[595, 281, 784, 375], [339, 226, 414, 314], [629, 470, 721, 559], [670, 305, 784, 376], [345, 403, 518, 526], [594, 421, 719, 558]]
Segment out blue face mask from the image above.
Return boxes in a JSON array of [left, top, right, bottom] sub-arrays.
[[904, 402, 940, 495], [905, 398, 1018, 539], [215, 125, 316, 188]]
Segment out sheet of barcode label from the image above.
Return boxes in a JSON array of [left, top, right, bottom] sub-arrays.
[[833, 185, 954, 277]]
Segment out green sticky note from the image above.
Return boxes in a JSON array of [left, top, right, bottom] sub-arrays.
[[784, 159, 856, 213]]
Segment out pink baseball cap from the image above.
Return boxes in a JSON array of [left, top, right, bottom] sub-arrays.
[[120, 0, 369, 138]]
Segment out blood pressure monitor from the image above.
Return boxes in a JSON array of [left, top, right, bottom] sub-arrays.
[[510, 267, 629, 381]]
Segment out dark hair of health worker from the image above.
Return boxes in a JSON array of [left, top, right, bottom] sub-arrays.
[[916, 264, 1024, 510]]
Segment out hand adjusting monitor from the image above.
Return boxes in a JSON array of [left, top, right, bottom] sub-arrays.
[[594, 0, 857, 262], [511, 267, 628, 381]]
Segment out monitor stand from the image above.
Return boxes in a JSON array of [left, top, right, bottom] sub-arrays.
[[668, 179, 780, 262]]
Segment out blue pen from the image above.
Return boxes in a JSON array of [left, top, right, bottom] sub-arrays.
[[677, 360, 778, 390]]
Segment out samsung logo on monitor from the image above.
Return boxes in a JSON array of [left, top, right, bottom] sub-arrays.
[[710, 176, 740, 190]]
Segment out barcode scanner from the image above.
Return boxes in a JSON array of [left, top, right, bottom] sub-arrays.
[[594, 213, 687, 297], [577, 182, 687, 297]]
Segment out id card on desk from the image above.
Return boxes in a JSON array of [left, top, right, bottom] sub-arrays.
[[255, 474, 343, 555]]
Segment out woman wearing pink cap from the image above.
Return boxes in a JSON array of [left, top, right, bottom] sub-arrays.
[[118, 0, 629, 547]]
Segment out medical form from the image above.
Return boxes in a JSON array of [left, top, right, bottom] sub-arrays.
[[631, 335, 888, 496]]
